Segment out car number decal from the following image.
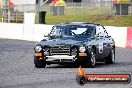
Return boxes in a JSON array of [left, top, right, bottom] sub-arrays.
[[99, 43, 103, 53]]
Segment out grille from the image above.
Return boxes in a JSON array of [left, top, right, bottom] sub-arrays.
[[50, 46, 70, 55]]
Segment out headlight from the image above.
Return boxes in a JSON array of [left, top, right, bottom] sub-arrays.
[[35, 45, 42, 52], [79, 47, 86, 53]]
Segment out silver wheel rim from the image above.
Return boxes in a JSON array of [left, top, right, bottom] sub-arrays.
[[91, 51, 96, 66], [112, 50, 115, 62]]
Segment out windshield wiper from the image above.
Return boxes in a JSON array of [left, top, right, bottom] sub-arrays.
[[75, 34, 90, 38]]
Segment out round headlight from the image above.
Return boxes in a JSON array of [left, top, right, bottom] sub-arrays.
[[79, 47, 86, 53], [35, 46, 42, 52]]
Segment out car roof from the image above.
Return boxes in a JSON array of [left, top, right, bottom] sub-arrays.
[[55, 22, 100, 26]]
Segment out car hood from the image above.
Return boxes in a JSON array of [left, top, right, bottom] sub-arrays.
[[37, 37, 91, 46]]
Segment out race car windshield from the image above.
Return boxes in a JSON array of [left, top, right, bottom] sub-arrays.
[[50, 25, 95, 38]]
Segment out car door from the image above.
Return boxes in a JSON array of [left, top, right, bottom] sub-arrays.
[[103, 27, 114, 56], [96, 26, 108, 59]]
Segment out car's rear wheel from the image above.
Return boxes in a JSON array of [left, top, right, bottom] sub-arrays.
[[105, 49, 115, 64]]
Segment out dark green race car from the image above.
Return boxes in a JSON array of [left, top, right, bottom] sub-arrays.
[[34, 22, 115, 68]]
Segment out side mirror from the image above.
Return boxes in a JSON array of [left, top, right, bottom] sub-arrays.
[[44, 33, 50, 37]]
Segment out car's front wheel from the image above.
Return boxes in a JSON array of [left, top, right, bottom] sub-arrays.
[[84, 49, 96, 68], [34, 56, 46, 68], [35, 61, 46, 68], [105, 49, 115, 64]]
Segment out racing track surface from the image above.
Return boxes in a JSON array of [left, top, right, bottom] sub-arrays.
[[0, 39, 132, 88]]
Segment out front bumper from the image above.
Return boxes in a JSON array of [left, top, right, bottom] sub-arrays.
[[46, 55, 76, 63], [34, 52, 90, 64]]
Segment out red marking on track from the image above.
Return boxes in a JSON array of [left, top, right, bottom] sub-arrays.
[[126, 28, 132, 48]]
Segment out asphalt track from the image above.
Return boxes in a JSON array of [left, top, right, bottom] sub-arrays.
[[0, 39, 132, 88]]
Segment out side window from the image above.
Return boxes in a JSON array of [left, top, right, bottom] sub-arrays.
[[101, 25, 108, 37], [104, 29, 108, 37], [96, 26, 106, 37]]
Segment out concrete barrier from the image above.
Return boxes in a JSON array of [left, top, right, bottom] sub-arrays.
[[33, 24, 53, 41], [0, 23, 23, 40], [0, 23, 53, 41], [23, 12, 35, 41], [0, 22, 131, 48], [105, 26, 127, 48]]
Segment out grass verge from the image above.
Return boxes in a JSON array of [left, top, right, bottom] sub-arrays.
[[1, 15, 132, 27], [0, 16, 1, 22], [45, 15, 132, 27]]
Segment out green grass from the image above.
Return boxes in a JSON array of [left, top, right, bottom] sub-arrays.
[[98, 16, 132, 27], [1, 14, 132, 27], [1, 12, 132, 27], [0, 9, 2, 22], [45, 15, 132, 27], [36, 6, 132, 27], [0, 16, 1, 22], [1, 5, 132, 27]]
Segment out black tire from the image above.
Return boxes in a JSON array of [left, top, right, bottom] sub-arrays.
[[84, 49, 96, 68], [105, 49, 115, 64], [35, 61, 46, 68]]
